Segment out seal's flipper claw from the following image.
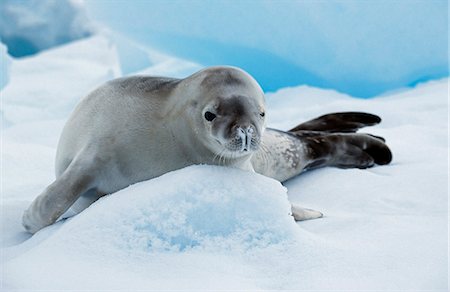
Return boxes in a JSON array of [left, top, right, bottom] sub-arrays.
[[291, 204, 323, 221], [289, 112, 382, 133], [366, 134, 386, 142]]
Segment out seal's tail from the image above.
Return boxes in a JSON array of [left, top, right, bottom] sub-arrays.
[[289, 112, 381, 133]]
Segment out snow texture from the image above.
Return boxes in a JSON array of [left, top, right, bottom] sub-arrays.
[[111, 32, 202, 78], [84, 0, 448, 97], [0, 0, 94, 57], [0, 42, 11, 89], [1, 35, 448, 290], [1, 35, 121, 127]]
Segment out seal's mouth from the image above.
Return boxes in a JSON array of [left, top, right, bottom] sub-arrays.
[[214, 138, 259, 153], [223, 127, 260, 153], [212, 124, 261, 157], [225, 137, 260, 153]]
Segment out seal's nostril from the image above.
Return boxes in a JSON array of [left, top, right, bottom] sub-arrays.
[[232, 125, 258, 152]]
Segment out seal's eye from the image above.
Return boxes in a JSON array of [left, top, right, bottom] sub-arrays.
[[204, 111, 217, 121], [260, 112, 265, 117]]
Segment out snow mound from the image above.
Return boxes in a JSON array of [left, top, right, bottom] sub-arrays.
[[55, 165, 297, 253], [4, 166, 300, 290], [0, 0, 94, 57]]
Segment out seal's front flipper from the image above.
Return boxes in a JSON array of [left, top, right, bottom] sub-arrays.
[[289, 112, 381, 133], [291, 204, 323, 221], [22, 163, 95, 234]]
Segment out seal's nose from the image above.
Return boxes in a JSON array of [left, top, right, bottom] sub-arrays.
[[237, 125, 255, 152]]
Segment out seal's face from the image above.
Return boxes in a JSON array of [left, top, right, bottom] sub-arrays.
[[202, 94, 265, 158], [187, 66, 266, 160]]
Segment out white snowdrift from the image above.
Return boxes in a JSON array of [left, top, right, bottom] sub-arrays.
[[1, 35, 448, 290], [4, 166, 301, 290]]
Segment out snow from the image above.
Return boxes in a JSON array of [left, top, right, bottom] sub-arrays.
[[0, 42, 11, 90], [84, 0, 448, 97], [1, 35, 448, 290], [1, 35, 120, 126], [0, 0, 93, 57], [110, 32, 202, 78], [4, 166, 300, 290]]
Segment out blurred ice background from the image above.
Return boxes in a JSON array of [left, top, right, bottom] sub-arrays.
[[1, 0, 448, 290], [0, 0, 93, 58], [1, 0, 448, 96]]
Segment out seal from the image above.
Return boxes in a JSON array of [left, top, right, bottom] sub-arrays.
[[22, 66, 392, 233]]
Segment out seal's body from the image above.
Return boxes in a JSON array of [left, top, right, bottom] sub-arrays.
[[23, 66, 392, 233]]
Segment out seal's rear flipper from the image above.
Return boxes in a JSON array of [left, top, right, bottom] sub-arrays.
[[289, 112, 381, 133], [299, 133, 393, 171]]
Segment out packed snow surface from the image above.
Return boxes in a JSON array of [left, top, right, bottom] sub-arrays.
[[1, 35, 448, 290]]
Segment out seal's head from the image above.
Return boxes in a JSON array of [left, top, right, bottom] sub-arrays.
[[189, 66, 266, 159]]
